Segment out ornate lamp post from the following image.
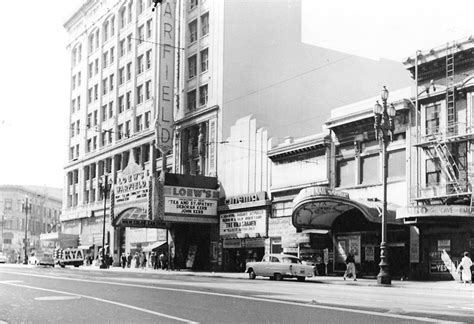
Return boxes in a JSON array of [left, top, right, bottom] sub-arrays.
[[99, 174, 112, 269], [373, 86, 396, 285], [22, 197, 31, 265]]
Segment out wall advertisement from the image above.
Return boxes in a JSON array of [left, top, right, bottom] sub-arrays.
[[220, 210, 267, 238]]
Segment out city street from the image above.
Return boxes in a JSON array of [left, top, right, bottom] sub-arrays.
[[0, 264, 472, 323]]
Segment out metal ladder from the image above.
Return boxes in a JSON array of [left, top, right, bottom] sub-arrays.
[[446, 43, 456, 134]]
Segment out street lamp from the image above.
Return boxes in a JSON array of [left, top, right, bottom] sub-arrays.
[[373, 86, 396, 285], [99, 174, 112, 269], [22, 197, 31, 265]]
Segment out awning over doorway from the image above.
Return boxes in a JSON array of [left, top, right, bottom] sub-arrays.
[[292, 186, 402, 230], [114, 207, 165, 228], [143, 241, 167, 252]]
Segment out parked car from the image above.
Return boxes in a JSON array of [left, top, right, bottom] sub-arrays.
[[246, 253, 316, 281], [0, 253, 7, 264], [29, 252, 54, 267]]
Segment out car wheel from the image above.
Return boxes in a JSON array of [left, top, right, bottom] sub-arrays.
[[248, 269, 256, 280], [274, 273, 283, 281], [297, 276, 306, 282]]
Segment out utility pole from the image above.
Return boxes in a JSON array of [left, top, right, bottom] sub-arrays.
[[22, 197, 31, 265]]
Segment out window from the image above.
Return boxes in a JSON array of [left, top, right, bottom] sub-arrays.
[[199, 84, 208, 106], [118, 95, 124, 113], [136, 115, 143, 132], [102, 78, 108, 95], [138, 25, 144, 44], [94, 84, 98, 100], [137, 85, 144, 104], [128, 2, 133, 23], [120, 39, 126, 57], [95, 30, 99, 49], [101, 131, 107, 146], [108, 102, 114, 118], [71, 99, 76, 113], [426, 157, 441, 186], [201, 13, 209, 37], [75, 144, 80, 157], [188, 54, 197, 79], [77, 96, 81, 110], [77, 72, 81, 86], [118, 124, 124, 140], [87, 139, 92, 152], [88, 88, 93, 104], [109, 74, 114, 91], [189, 0, 198, 10], [137, 55, 144, 74], [126, 62, 132, 80], [70, 123, 75, 137], [187, 89, 196, 110], [125, 120, 131, 138], [145, 80, 151, 100], [119, 67, 125, 85], [87, 113, 92, 128], [127, 34, 132, 52], [93, 110, 98, 126], [94, 58, 99, 75], [120, 7, 126, 29], [360, 154, 379, 185], [110, 47, 115, 63], [336, 158, 355, 187], [425, 104, 440, 136], [110, 16, 115, 36], [88, 62, 93, 78], [146, 49, 152, 69], [72, 75, 76, 89], [145, 111, 151, 129], [200, 48, 208, 72], [103, 52, 108, 68], [101, 105, 107, 121], [76, 121, 80, 135], [189, 20, 197, 43], [4, 199, 12, 211], [138, 0, 144, 15], [146, 19, 152, 38], [126, 91, 132, 109], [108, 129, 113, 143], [93, 136, 97, 150]]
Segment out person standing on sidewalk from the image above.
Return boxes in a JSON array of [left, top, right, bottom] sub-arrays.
[[343, 253, 357, 281], [458, 252, 472, 285]]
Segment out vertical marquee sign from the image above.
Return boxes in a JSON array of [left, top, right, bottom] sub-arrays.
[[155, 0, 176, 153]]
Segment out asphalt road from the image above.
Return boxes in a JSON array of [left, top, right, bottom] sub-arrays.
[[0, 265, 471, 323]]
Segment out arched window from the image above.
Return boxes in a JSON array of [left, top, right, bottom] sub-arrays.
[[110, 16, 115, 36], [119, 7, 126, 29], [128, 1, 133, 24], [78, 44, 82, 62], [72, 48, 77, 66], [88, 33, 94, 53], [103, 21, 109, 42], [95, 29, 99, 49]]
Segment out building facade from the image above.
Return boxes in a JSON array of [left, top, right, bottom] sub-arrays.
[[399, 38, 474, 279], [62, 0, 412, 270], [0, 185, 62, 263]]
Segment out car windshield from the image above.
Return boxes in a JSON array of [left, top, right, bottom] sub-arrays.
[[281, 257, 301, 264]]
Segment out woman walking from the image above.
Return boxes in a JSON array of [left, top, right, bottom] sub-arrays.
[[343, 253, 357, 281], [458, 252, 472, 285]]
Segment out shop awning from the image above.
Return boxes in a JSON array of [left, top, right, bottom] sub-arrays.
[[143, 241, 167, 252], [292, 186, 402, 230], [114, 207, 166, 228]]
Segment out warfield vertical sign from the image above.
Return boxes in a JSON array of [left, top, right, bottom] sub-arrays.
[[156, 0, 176, 153]]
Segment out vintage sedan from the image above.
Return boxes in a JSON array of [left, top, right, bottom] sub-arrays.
[[246, 253, 315, 281], [0, 253, 7, 264]]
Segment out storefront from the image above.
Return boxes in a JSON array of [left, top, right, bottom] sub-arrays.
[[219, 192, 270, 271], [292, 186, 409, 278], [397, 205, 474, 280]]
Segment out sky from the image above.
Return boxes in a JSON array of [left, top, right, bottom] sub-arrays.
[[0, 0, 472, 189]]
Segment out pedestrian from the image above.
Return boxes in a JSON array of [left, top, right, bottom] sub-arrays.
[[457, 251, 472, 285], [140, 252, 147, 269], [134, 252, 140, 268], [151, 252, 158, 270], [121, 253, 127, 269], [127, 252, 132, 268], [343, 252, 357, 281], [159, 252, 166, 270]]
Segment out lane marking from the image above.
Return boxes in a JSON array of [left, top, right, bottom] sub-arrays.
[[0, 270, 461, 323], [35, 296, 82, 301], [0, 281, 198, 324]]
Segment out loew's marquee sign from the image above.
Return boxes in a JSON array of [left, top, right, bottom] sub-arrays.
[[163, 186, 219, 223]]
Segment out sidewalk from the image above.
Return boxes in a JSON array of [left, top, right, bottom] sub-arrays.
[[76, 264, 469, 292]]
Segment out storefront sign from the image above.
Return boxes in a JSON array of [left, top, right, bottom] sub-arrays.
[[223, 238, 242, 249], [120, 219, 164, 227], [410, 226, 420, 263], [225, 192, 266, 205], [164, 185, 218, 218], [364, 246, 374, 261], [438, 239, 451, 252], [220, 210, 267, 238], [115, 158, 150, 204], [155, 0, 176, 153], [268, 217, 296, 237], [281, 233, 310, 248], [397, 205, 474, 219]]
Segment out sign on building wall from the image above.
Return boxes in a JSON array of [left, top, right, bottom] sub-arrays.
[[410, 226, 420, 263], [208, 119, 216, 175], [155, 0, 176, 153], [114, 159, 151, 204], [220, 210, 267, 238], [163, 186, 218, 222]]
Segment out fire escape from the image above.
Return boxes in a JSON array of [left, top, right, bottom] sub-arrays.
[[413, 42, 474, 209]]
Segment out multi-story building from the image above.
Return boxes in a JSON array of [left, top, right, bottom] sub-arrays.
[[0, 185, 62, 263], [399, 38, 474, 279], [63, 0, 411, 270]]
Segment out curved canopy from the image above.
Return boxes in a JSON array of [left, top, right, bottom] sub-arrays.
[[114, 207, 165, 228], [292, 186, 402, 230]]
